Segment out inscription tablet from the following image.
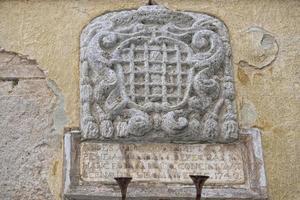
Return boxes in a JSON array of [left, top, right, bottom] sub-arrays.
[[64, 129, 268, 199], [80, 142, 245, 184]]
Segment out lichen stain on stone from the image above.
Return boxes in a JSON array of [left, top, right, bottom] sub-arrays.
[[51, 160, 59, 176], [48, 155, 64, 199], [237, 66, 249, 85], [254, 117, 273, 131], [240, 99, 257, 128]]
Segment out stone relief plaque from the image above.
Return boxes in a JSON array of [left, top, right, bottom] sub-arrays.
[[80, 5, 238, 143], [63, 5, 267, 200]]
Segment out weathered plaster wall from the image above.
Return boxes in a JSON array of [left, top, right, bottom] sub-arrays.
[[0, 49, 68, 199], [0, 0, 299, 199]]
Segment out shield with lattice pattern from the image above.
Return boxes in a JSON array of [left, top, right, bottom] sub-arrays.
[[112, 36, 193, 111]]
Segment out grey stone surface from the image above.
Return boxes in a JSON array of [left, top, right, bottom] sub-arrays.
[[0, 49, 67, 200], [80, 5, 238, 143]]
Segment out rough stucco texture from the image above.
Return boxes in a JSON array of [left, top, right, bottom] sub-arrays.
[[0, 0, 299, 199], [0, 50, 68, 199]]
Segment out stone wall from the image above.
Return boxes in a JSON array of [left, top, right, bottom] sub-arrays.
[[0, 0, 299, 199]]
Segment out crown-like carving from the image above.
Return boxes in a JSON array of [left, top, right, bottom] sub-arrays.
[[80, 5, 238, 143]]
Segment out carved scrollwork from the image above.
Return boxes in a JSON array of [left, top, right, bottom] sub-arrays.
[[80, 5, 239, 143], [161, 110, 188, 135]]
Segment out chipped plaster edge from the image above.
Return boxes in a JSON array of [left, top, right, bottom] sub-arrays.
[[46, 79, 69, 199], [47, 79, 69, 134]]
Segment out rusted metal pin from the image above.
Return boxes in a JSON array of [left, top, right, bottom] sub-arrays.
[[190, 175, 209, 200], [114, 177, 132, 200], [147, 0, 157, 5]]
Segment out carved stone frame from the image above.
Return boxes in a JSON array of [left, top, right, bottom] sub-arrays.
[[63, 128, 267, 199]]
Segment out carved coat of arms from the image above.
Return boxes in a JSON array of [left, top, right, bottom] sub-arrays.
[[80, 5, 238, 143]]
